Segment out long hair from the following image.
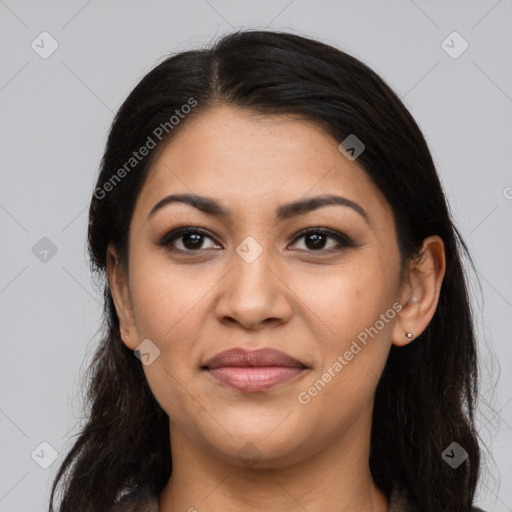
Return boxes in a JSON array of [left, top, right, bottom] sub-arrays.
[[50, 29, 481, 512]]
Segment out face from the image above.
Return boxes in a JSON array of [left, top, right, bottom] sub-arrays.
[[109, 105, 414, 469]]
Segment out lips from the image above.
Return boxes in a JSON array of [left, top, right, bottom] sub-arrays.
[[203, 348, 306, 369], [202, 348, 308, 392]]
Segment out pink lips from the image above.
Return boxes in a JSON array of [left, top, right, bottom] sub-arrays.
[[203, 348, 308, 392]]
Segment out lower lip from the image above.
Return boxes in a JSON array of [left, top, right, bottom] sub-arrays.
[[206, 366, 306, 392]]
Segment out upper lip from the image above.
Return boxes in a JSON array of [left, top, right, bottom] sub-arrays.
[[202, 348, 307, 369]]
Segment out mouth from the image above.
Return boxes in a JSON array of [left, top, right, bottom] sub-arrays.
[[202, 347, 309, 393]]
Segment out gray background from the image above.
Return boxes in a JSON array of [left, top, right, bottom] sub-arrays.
[[1, 1, 511, 510]]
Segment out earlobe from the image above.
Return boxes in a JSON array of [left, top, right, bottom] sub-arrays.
[[106, 243, 138, 350], [392, 235, 446, 347]]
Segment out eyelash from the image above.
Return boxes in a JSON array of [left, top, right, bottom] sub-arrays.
[[157, 226, 355, 255]]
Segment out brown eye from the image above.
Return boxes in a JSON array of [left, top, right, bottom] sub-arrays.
[[159, 227, 220, 252], [158, 226, 354, 255], [290, 228, 354, 252]]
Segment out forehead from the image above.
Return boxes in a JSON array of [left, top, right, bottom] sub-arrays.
[[133, 105, 391, 224]]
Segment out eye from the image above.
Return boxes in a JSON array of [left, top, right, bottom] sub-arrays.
[[159, 227, 221, 252], [290, 227, 354, 253], [158, 226, 354, 254]]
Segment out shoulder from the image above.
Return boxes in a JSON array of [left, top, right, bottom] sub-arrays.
[[106, 482, 486, 512], [109, 485, 159, 512], [388, 481, 486, 512]]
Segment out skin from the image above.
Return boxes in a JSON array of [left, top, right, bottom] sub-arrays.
[[107, 105, 446, 512]]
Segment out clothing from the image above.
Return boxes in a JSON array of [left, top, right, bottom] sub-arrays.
[[109, 482, 486, 512]]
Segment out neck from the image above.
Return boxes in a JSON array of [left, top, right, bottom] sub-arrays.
[[159, 406, 388, 512]]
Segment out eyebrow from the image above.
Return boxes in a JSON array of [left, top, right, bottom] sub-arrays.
[[148, 193, 369, 224]]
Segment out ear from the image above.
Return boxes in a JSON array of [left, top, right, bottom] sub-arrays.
[[106, 242, 139, 350], [392, 235, 446, 347]]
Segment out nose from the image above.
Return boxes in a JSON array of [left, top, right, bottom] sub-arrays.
[[214, 247, 293, 331]]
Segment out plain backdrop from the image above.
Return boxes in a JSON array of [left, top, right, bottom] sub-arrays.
[[1, 1, 511, 510]]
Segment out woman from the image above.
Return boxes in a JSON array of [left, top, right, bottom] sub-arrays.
[[49, 30, 485, 512]]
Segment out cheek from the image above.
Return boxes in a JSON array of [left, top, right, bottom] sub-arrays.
[[290, 253, 399, 344], [291, 254, 399, 409], [129, 259, 210, 430], [128, 247, 215, 341], [143, 363, 214, 447]]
